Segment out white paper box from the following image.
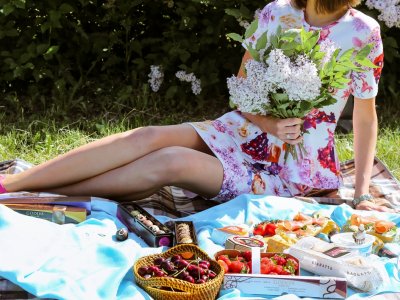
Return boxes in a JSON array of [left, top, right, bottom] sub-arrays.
[[221, 274, 347, 299]]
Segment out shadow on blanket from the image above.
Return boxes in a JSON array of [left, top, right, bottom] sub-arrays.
[[1, 157, 399, 218]]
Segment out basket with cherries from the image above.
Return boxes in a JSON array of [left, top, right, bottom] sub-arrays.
[[137, 254, 218, 284]]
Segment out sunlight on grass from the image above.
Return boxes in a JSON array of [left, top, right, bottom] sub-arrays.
[[1, 117, 399, 181], [336, 126, 400, 179]]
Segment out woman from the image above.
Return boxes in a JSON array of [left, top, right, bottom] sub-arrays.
[[0, 0, 390, 212]]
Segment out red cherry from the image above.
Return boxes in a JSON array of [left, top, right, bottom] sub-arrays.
[[208, 270, 217, 279], [138, 267, 149, 277], [184, 275, 195, 283]]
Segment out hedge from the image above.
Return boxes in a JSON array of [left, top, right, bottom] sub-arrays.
[[0, 0, 399, 118]]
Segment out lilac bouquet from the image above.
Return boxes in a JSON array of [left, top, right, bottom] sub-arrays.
[[227, 20, 377, 162]]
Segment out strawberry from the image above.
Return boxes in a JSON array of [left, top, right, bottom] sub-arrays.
[[253, 222, 267, 236], [286, 258, 299, 271], [265, 223, 277, 236], [272, 264, 283, 274], [230, 261, 249, 273], [261, 263, 273, 274], [272, 254, 287, 266], [217, 259, 229, 273], [242, 251, 252, 262], [217, 254, 232, 266]]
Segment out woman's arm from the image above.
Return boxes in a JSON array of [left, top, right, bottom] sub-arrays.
[[353, 96, 378, 199], [237, 51, 303, 144], [351, 96, 391, 211]]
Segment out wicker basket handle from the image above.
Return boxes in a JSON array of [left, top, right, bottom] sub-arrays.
[[146, 285, 192, 297]]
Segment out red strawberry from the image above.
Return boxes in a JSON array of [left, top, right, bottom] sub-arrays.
[[272, 264, 283, 274], [253, 222, 267, 236], [217, 255, 232, 266], [261, 263, 273, 274], [265, 223, 277, 236], [230, 261, 248, 273], [286, 258, 299, 271], [272, 254, 287, 266], [218, 260, 229, 273], [242, 251, 252, 262]]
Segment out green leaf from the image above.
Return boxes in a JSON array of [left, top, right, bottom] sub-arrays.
[[1, 4, 15, 16], [59, 3, 74, 14], [355, 44, 372, 60], [45, 46, 59, 55], [227, 33, 243, 43], [357, 58, 378, 68], [247, 47, 260, 61], [225, 8, 242, 19], [255, 32, 268, 51], [245, 19, 258, 40]]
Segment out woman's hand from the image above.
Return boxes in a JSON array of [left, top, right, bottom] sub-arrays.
[[242, 113, 303, 145]]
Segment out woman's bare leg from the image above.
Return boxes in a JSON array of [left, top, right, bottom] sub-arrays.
[[3, 125, 211, 192], [45, 146, 224, 199]]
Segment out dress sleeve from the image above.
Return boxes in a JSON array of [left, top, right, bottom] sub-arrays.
[[350, 26, 384, 99], [242, 2, 275, 50]]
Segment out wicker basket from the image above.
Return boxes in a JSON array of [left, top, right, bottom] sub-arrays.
[[133, 244, 224, 300]]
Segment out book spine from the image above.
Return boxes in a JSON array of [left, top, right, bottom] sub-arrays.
[[4, 204, 86, 224]]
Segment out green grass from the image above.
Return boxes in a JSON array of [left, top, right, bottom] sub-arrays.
[[1, 103, 399, 180]]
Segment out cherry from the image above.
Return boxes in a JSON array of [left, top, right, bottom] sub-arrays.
[[138, 266, 149, 277], [176, 259, 189, 269], [199, 260, 210, 268], [171, 255, 182, 263], [154, 257, 165, 266], [184, 275, 195, 283], [208, 270, 216, 279]]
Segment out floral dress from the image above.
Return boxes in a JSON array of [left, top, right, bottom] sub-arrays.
[[189, 0, 384, 202]]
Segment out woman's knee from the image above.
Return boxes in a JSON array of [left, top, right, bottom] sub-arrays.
[[151, 147, 194, 184], [120, 126, 163, 150]]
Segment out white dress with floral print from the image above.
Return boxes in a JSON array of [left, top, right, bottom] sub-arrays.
[[189, 0, 384, 202]]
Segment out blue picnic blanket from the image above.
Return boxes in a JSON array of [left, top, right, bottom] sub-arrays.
[[0, 195, 399, 300]]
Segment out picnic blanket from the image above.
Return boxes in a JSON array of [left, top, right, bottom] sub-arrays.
[[0, 158, 400, 299], [1, 157, 399, 218], [0, 195, 400, 300]]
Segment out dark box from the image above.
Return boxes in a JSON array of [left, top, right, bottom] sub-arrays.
[[174, 221, 198, 245], [117, 203, 173, 247]]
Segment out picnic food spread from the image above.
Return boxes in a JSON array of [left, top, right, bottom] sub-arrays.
[[126, 206, 399, 299]]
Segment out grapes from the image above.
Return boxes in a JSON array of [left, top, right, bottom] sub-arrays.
[[138, 254, 217, 284]]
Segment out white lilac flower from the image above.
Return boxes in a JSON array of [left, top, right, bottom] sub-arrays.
[[365, 0, 400, 28], [319, 38, 338, 66], [227, 75, 268, 114], [284, 55, 321, 101], [264, 49, 291, 88], [175, 70, 202, 95], [148, 65, 164, 92]]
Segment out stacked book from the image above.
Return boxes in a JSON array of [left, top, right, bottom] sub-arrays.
[[0, 193, 90, 224]]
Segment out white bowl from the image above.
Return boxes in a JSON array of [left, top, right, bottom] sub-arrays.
[[330, 232, 375, 256]]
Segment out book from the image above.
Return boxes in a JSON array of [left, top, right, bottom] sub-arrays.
[[0, 195, 91, 213], [0, 277, 38, 299], [4, 203, 87, 224]]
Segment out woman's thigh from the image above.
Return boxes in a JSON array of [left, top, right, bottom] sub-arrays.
[[124, 124, 213, 156]]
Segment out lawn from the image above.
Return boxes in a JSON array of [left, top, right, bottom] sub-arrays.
[[1, 102, 399, 180]]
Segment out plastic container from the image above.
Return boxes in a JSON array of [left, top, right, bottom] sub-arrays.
[[330, 232, 375, 256]]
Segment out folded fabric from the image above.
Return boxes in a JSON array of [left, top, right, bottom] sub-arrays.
[[1, 195, 399, 300]]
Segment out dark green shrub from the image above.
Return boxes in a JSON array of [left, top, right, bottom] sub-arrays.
[[0, 0, 398, 121]]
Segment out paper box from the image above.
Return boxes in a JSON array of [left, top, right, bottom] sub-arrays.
[[117, 203, 173, 247], [215, 249, 347, 299], [222, 274, 347, 299]]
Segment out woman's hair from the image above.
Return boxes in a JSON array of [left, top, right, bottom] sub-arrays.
[[291, 0, 361, 13]]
